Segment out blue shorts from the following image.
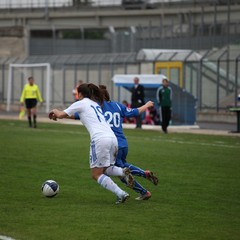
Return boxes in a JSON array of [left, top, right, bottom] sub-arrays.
[[115, 147, 128, 168]]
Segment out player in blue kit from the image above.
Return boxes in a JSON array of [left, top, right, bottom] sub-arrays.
[[99, 85, 159, 200], [49, 83, 134, 204]]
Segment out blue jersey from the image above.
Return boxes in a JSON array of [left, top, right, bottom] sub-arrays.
[[102, 101, 139, 148]]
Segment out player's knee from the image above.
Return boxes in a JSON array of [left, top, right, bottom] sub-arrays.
[[92, 175, 98, 181], [91, 168, 104, 181], [91, 171, 98, 180]]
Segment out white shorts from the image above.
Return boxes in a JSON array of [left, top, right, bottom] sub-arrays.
[[89, 136, 118, 169]]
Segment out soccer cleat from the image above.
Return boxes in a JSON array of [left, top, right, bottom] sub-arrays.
[[116, 192, 130, 204], [145, 170, 159, 185], [135, 191, 151, 201], [123, 167, 134, 188]]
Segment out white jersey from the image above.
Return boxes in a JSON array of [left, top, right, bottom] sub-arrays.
[[64, 98, 115, 141]]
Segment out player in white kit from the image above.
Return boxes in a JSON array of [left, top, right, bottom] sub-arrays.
[[49, 83, 134, 204]]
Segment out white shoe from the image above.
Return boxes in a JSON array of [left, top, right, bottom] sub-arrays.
[[116, 192, 130, 204], [135, 191, 152, 201], [123, 168, 134, 188]]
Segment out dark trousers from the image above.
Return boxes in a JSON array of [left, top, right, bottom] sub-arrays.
[[132, 101, 142, 128], [135, 114, 142, 128], [161, 106, 171, 132]]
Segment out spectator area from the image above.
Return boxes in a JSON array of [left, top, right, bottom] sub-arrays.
[[113, 74, 197, 125]]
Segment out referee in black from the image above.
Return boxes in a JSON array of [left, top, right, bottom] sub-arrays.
[[131, 77, 145, 128]]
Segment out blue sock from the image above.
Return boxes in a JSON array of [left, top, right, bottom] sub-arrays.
[[124, 163, 146, 178], [120, 178, 147, 195]]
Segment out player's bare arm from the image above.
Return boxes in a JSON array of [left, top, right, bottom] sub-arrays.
[[137, 101, 154, 114], [49, 109, 68, 120]]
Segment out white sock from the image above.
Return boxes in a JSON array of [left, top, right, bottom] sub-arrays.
[[104, 166, 124, 177], [97, 174, 124, 196]]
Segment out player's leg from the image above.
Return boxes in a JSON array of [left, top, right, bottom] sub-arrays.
[[104, 146, 128, 177], [117, 147, 145, 177], [116, 147, 158, 183], [107, 138, 134, 188], [91, 167, 129, 204], [104, 166, 134, 188], [124, 162, 146, 177], [124, 163, 158, 185], [90, 138, 130, 203], [91, 167, 123, 195], [120, 176, 151, 199], [111, 147, 135, 187], [145, 170, 159, 185], [116, 148, 149, 195]]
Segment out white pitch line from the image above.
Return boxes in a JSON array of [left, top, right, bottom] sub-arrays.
[[20, 122, 240, 149], [129, 136, 240, 149], [0, 235, 16, 240], [35, 127, 239, 149]]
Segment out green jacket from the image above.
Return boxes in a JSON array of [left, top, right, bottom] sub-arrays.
[[156, 85, 172, 107]]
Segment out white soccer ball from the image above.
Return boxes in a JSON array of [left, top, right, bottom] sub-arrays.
[[41, 180, 59, 197]]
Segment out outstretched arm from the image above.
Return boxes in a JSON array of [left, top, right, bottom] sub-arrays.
[[137, 101, 154, 114], [49, 109, 68, 121]]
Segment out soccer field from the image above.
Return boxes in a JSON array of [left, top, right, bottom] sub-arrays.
[[0, 119, 240, 240]]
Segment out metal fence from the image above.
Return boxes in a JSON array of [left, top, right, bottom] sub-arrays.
[[0, 48, 239, 115], [24, 0, 240, 54], [1, 0, 239, 10], [29, 34, 240, 55], [1, 0, 240, 55]]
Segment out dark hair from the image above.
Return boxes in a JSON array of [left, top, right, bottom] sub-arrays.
[[28, 76, 33, 81], [77, 83, 104, 105], [99, 85, 110, 101]]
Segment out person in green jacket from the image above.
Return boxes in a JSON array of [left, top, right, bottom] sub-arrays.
[[20, 76, 43, 128], [156, 78, 172, 133]]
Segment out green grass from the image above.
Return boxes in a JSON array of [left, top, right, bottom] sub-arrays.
[[0, 119, 240, 240]]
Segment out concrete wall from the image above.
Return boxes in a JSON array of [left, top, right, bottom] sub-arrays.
[[0, 37, 25, 57]]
